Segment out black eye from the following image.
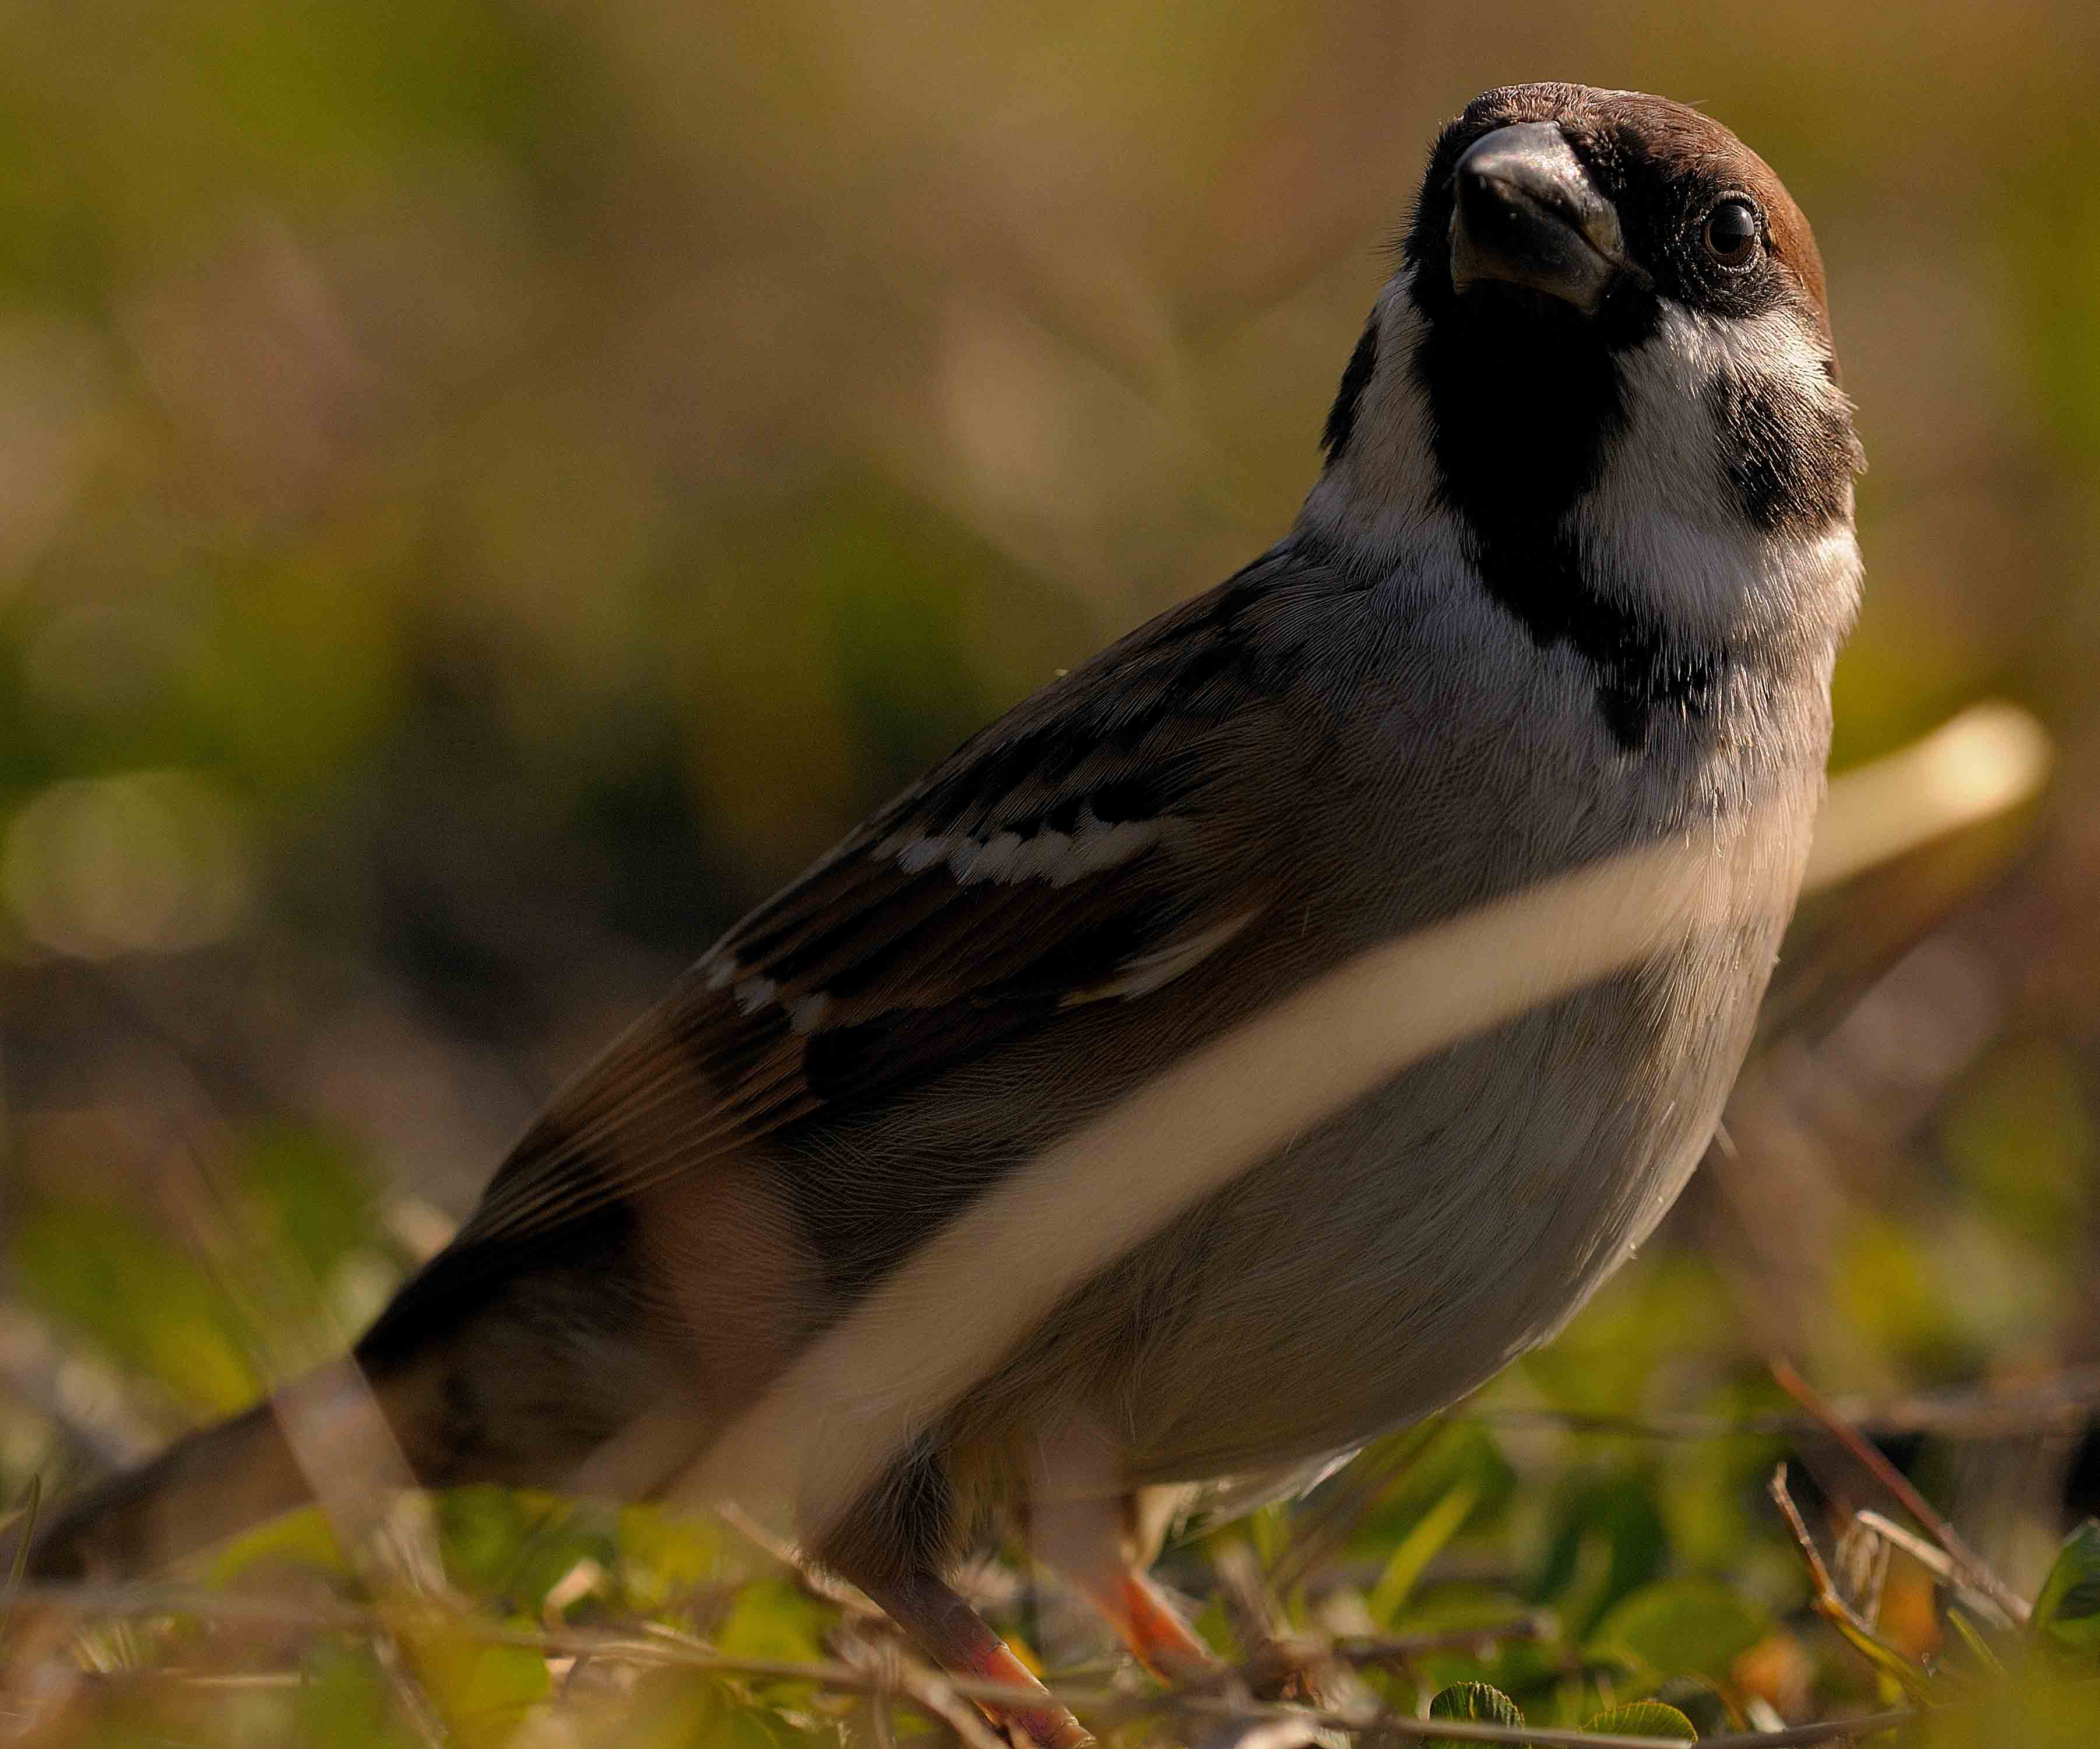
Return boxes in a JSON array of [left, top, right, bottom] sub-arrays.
[[1702, 198, 1760, 266]]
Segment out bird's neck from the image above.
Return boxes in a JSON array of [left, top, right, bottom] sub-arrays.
[[1299, 283, 1860, 754]]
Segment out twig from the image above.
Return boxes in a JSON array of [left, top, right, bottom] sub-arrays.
[[1194, 1716, 1328, 1749], [0, 1473, 41, 1648], [837, 1631, 1009, 1749], [80, 1670, 303, 1690], [1215, 1541, 1292, 1664], [1770, 1462, 1937, 1706], [715, 1499, 805, 1570], [1099, 1690, 1928, 1748], [372, 1622, 453, 1749], [1, 1582, 373, 1624], [456, 1618, 1937, 1749], [1327, 1615, 1555, 1669], [1768, 1466, 1879, 1644], [1466, 1362, 2100, 1442], [868, 1677, 898, 1749], [829, 1624, 898, 1749], [1772, 1357, 2031, 1624], [11, 1570, 1967, 1749], [1215, 1537, 1378, 1721], [716, 1500, 885, 1619], [1853, 1510, 1956, 1585]]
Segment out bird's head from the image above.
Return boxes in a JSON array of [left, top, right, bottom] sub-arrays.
[[1306, 83, 1863, 712]]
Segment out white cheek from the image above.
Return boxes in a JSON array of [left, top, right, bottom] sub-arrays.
[[1573, 305, 1854, 644], [1299, 274, 1455, 553], [1595, 306, 1799, 521]]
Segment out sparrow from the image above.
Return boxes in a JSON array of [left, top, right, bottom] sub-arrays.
[[14, 83, 1862, 1747]]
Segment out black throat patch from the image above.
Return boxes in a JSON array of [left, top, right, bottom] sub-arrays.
[[1407, 285, 1721, 751]]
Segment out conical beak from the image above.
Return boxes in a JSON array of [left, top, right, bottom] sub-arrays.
[[1449, 122, 1627, 314]]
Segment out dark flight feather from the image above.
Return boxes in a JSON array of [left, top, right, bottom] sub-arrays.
[[381, 542, 1340, 1291]]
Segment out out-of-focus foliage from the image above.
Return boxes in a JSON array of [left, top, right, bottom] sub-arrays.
[[2, 2, 2099, 1744]]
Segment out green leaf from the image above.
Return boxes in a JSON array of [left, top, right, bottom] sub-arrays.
[[1651, 1675, 1740, 1737], [1533, 1472, 1669, 1638], [1370, 1479, 1480, 1623], [1587, 1578, 1768, 1684], [1349, 1421, 1518, 1555], [512, 1533, 614, 1621], [1427, 1680, 1526, 1746], [1582, 1699, 1697, 1739], [206, 1504, 351, 1584], [614, 1671, 727, 1749], [615, 1502, 723, 1611], [294, 1642, 420, 1749], [712, 1706, 803, 1749], [713, 1577, 829, 1665], [12, 1196, 261, 1411], [1816, 1603, 1934, 1702], [437, 1485, 533, 1595], [398, 1615, 551, 1749], [1946, 1605, 2008, 1677], [1388, 1585, 1561, 1702], [2032, 1519, 2100, 1653], [234, 1120, 384, 1281]]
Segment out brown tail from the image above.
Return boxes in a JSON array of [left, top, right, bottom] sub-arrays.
[[13, 1400, 307, 1582], [6, 1218, 708, 1586], [10, 1287, 680, 1584]]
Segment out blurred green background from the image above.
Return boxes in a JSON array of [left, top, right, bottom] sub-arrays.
[[3, 2, 2100, 1741]]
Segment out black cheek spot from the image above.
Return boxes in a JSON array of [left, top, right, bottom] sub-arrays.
[[1711, 376, 1858, 536], [1321, 314, 1381, 463]]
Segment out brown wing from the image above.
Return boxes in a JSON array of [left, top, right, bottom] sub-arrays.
[[431, 538, 1343, 1260]]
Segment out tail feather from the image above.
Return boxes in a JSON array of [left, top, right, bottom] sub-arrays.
[[15, 1400, 305, 1582], [8, 1279, 681, 1585], [4, 1224, 704, 1587]]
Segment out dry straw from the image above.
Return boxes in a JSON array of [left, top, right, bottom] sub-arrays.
[[675, 703, 2051, 1550]]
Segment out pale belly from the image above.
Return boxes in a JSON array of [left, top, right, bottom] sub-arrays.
[[955, 944, 1764, 1499]]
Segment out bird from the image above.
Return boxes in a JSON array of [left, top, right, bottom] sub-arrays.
[[13, 82, 1862, 1747]]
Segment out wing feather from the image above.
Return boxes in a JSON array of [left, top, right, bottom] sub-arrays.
[[408, 537, 1345, 1270]]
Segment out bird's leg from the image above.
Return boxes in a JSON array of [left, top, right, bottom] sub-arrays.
[[853, 1565, 1092, 1749], [1027, 1486, 1221, 1686], [1065, 1561, 1221, 1685]]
